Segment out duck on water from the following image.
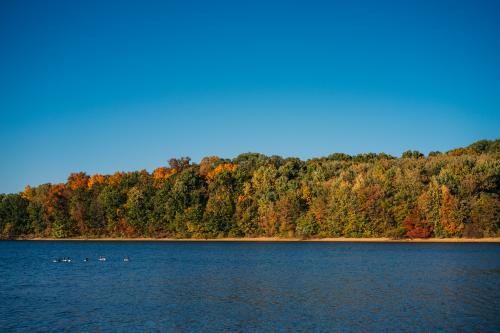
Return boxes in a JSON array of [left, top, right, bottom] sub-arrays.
[[53, 256, 130, 262], [53, 257, 71, 263]]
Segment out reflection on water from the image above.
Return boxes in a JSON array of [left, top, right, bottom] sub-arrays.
[[0, 241, 499, 332]]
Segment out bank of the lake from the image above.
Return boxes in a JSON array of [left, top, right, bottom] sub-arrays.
[[20, 236, 500, 242]]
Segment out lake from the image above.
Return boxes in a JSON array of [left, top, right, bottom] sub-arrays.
[[0, 241, 499, 332]]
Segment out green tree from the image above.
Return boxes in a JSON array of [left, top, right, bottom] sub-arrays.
[[0, 194, 29, 238]]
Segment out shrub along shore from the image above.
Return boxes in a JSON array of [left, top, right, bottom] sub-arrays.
[[1, 139, 499, 240]]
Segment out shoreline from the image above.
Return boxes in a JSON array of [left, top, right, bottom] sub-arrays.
[[10, 237, 500, 243]]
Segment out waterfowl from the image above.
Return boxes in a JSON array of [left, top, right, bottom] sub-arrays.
[[123, 256, 130, 262], [98, 256, 106, 261]]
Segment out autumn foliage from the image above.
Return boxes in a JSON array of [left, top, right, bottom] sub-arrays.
[[0, 140, 499, 239], [152, 167, 177, 187], [206, 163, 238, 182]]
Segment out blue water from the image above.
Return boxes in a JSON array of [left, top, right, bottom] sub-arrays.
[[0, 241, 499, 332]]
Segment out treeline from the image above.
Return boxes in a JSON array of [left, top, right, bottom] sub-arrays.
[[1, 140, 499, 239]]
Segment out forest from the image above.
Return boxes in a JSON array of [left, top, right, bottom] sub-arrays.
[[0, 139, 498, 239]]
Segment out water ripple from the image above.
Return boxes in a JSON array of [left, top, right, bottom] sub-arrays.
[[0, 241, 499, 332]]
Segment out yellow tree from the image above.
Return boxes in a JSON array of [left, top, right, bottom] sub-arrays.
[[439, 185, 464, 237], [152, 167, 177, 188], [67, 172, 89, 190], [88, 174, 106, 189]]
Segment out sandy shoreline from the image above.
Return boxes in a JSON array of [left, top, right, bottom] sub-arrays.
[[11, 237, 500, 243]]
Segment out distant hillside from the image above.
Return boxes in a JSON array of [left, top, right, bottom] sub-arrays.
[[1, 139, 498, 239]]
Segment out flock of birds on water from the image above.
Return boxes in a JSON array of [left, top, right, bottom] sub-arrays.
[[52, 256, 130, 263]]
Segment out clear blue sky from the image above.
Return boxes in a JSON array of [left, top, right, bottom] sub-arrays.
[[1, 0, 499, 193]]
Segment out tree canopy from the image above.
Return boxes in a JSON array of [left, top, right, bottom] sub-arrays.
[[1, 139, 498, 239]]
